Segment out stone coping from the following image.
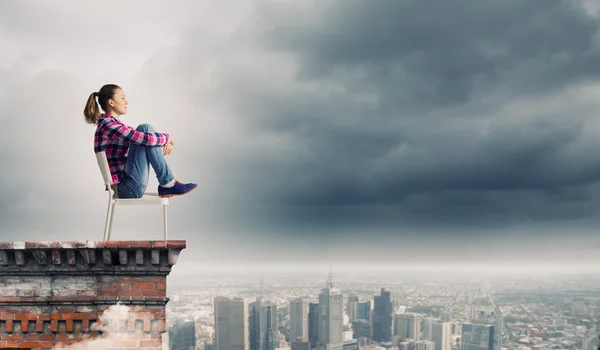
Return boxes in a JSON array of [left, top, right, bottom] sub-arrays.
[[0, 240, 186, 250]]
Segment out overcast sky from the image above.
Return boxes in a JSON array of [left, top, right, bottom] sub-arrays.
[[3, 0, 600, 276]]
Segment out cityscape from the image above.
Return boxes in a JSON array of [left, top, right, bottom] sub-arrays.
[[164, 268, 600, 350]]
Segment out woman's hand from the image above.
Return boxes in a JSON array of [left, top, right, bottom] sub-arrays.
[[163, 143, 173, 156]]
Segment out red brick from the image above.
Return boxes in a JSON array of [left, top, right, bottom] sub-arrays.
[[38, 334, 54, 341], [143, 290, 166, 297], [0, 313, 15, 320], [20, 342, 44, 348], [15, 314, 37, 321], [120, 290, 142, 297], [50, 320, 58, 332], [6, 342, 19, 348], [167, 240, 186, 249], [104, 241, 118, 249], [62, 313, 85, 320], [142, 277, 165, 283], [143, 319, 151, 332], [156, 283, 166, 290], [66, 320, 73, 332], [6, 320, 13, 332], [151, 241, 166, 248], [96, 241, 106, 249], [2, 334, 23, 341], [36, 320, 43, 332], [21, 320, 28, 332], [117, 241, 131, 248], [132, 283, 155, 290], [140, 339, 162, 347]]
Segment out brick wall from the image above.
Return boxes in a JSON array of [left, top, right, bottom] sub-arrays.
[[0, 240, 186, 349]]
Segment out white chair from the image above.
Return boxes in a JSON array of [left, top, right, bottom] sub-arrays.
[[96, 151, 170, 241]]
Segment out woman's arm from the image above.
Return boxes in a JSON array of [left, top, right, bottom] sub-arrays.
[[103, 120, 171, 146]]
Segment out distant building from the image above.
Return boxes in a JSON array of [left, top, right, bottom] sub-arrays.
[[351, 319, 371, 339], [214, 296, 249, 350], [169, 316, 196, 350], [309, 302, 320, 349], [432, 322, 451, 350], [373, 288, 392, 342], [347, 294, 359, 323], [292, 339, 311, 350], [358, 301, 371, 321], [290, 298, 309, 342], [317, 276, 344, 346], [460, 324, 494, 350], [394, 313, 421, 341], [249, 298, 279, 350]]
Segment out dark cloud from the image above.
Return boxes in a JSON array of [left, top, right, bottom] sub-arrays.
[[196, 0, 600, 231]]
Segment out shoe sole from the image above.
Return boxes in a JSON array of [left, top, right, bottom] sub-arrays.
[[159, 186, 198, 198]]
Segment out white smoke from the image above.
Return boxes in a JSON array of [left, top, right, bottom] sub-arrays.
[[51, 303, 164, 350]]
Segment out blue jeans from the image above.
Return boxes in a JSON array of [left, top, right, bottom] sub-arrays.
[[117, 124, 175, 198]]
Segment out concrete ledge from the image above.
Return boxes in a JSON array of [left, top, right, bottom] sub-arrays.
[[0, 240, 185, 275]]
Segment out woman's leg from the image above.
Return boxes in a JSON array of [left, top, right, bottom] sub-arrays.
[[122, 123, 175, 197]]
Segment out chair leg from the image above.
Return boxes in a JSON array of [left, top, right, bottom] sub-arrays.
[[107, 204, 116, 241], [103, 199, 114, 241], [163, 205, 168, 241]]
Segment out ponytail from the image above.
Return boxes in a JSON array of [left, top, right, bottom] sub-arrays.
[[83, 84, 121, 125], [83, 92, 100, 124]]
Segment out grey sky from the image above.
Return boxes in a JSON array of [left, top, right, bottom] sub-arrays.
[[2, 0, 600, 274]]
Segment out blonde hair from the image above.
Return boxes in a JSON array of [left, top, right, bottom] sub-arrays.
[[83, 84, 121, 124]]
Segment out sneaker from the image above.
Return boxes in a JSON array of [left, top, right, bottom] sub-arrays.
[[158, 180, 198, 198]]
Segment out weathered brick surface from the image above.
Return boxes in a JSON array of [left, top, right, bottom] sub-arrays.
[[0, 240, 185, 349]]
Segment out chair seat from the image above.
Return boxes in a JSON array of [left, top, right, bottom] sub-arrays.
[[114, 192, 170, 206]]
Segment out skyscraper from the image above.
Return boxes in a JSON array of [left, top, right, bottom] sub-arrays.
[[414, 341, 435, 350], [461, 324, 494, 350], [309, 302, 319, 349], [214, 297, 249, 350], [347, 294, 359, 323], [317, 273, 344, 347], [373, 288, 392, 342], [407, 314, 421, 341], [358, 301, 371, 321], [290, 298, 309, 342], [169, 316, 196, 350], [431, 322, 451, 350], [249, 298, 279, 350]]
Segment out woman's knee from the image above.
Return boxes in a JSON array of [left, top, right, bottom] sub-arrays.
[[135, 123, 155, 132]]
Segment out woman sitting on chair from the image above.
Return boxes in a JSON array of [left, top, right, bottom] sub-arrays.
[[83, 84, 197, 199]]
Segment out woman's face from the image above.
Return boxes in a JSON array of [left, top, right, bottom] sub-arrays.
[[109, 88, 128, 116]]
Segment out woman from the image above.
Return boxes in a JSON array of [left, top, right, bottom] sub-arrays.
[[83, 84, 197, 199]]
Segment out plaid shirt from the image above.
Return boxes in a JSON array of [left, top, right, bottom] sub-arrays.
[[94, 114, 171, 184]]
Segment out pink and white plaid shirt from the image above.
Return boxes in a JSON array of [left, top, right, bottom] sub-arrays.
[[94, 114, 171, 184]]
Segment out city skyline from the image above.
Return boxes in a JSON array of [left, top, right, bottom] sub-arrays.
[[4, 0, 600, 274]]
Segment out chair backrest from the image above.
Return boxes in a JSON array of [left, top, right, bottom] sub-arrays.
[[95, 151, 114, 186]]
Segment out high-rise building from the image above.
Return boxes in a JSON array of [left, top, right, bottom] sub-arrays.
[[309, 302, 319, 349], [373, 288, 392, 342], [351, 319, 371, 339], [460, 324, 494, 350], [214, 297, 249, 350], [169, 317, 196, 350], [291, 298, 309, 342], [249, 298, 279, 350], [408, 314, 421, 342], [358, 301, 371, 321], [393, 313, 420, 341], [423, 318, 434, 341], [292, 339, 311, 350], [317, 275, 344, 346], [347, 294, 359, 323], [394, 314, 409, 338], [432, 322, 451, 350], [415, 340, 435, 350]]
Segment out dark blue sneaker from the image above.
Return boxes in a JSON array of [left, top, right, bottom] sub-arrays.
[[158, 180, 198, 198]]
